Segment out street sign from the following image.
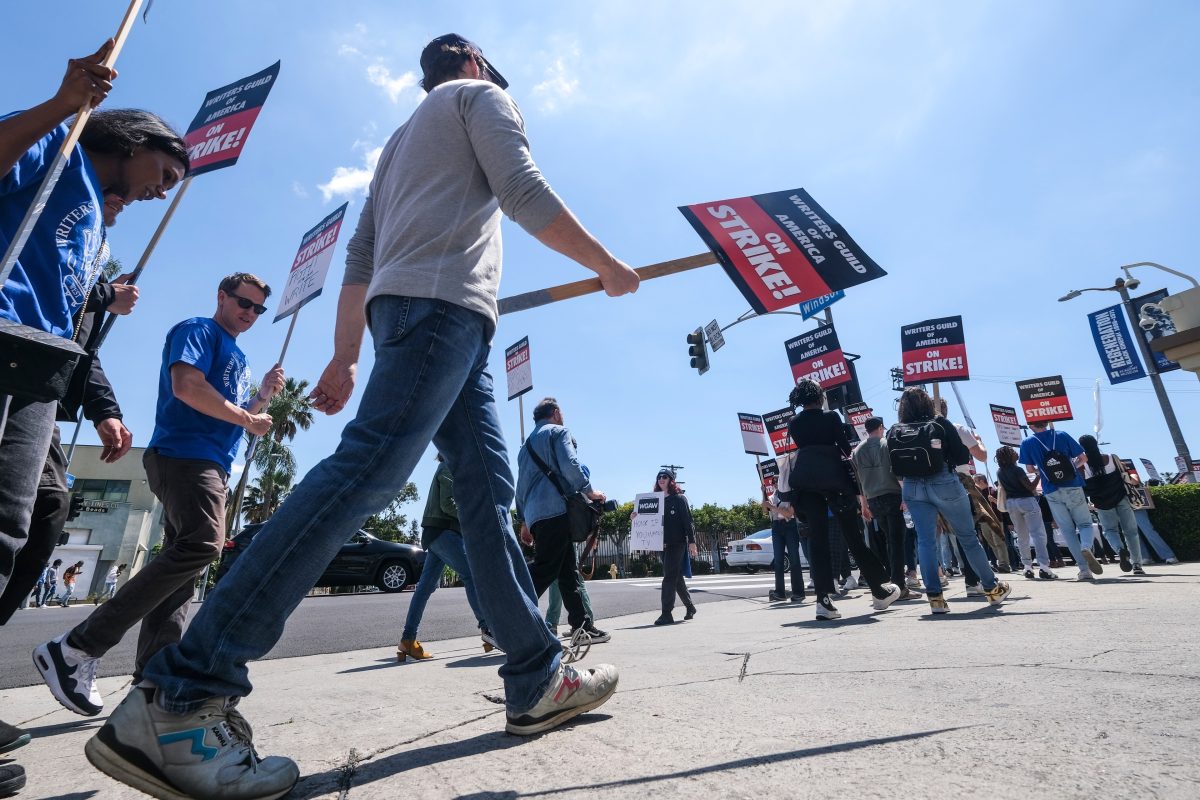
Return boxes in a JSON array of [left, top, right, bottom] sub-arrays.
[[705, 319, 725, 352]]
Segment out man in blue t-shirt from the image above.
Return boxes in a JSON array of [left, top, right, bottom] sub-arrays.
[[35, 273, 283, 718], [1018, 421, 1105, 581]]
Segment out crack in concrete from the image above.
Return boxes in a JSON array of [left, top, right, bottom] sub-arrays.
[[738, 653, 751, 683], [336, 747, 362, 800]]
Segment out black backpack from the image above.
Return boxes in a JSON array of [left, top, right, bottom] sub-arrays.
[[1033, 432, 1077, 486], [886, 420, 946, 478]]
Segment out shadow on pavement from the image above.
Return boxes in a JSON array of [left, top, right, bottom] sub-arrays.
[[783, 616, 882, 629], [337, 658, 404, 675], [38, 793, 99, 800], [444, 653, 506, 669], [19, 718, 101, 739], [450, 726, 969, 798]]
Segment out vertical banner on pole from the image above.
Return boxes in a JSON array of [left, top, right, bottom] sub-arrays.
[[737, 413, 772, 456], [273, 203, 349, 323], [1087, 304, 1146, 384], [505, 336, 534, 401], [184, 62, 282, 176], [1015, 376, 1073, 423], [989, 404, 1024, 447]]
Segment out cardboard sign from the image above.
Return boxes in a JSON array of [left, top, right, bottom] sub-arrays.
[[763, 407, 796, 456], [1140, 458, 1161, 482], [1015, 376, 1073, 423], [1130, 289, 1181, 373], [184, 62, 281, 176], [844, 402, 872, 441], [678, 188, 886, 314], [799, 290, 845, 320], [505, 336, 533, 401], [631, 492, 665, 551], [901, 315, 969, 384], [737, 413, 771, 456], [990, 403, 1024, 447], [1087, 304, 1146, 384], [757, 458, 779, 493], [274, 203, 349, 322], [784, 325, 851, 388]]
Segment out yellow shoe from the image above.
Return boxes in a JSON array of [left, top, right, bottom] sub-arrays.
[[984, 582, 1012, 606], [928, 594, 950, 614], [397, 639, 433, 661]]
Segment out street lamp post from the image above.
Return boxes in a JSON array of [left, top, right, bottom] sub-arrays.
[[1060, 274, 1195, 482]]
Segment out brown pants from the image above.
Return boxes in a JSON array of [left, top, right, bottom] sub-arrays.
[[956, 472, 1009, 568], [69, 449, 227, 680]]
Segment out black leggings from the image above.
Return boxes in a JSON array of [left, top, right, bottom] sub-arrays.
[[797, 491, 890, 598]]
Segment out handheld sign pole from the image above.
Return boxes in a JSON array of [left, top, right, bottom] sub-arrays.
[[0, 0, 145, 286], [497, 252, 716, 316], [519, 396, 525, 442]]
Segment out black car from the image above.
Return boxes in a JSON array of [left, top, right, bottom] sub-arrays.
[[216, 525, 426, 593]]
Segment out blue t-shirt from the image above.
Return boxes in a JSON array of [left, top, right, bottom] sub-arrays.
[[147, 318, 252, 474], [0, 115, 106, 338], [1018, 429, 1084, 493]]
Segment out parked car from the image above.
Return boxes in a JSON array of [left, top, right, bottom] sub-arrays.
[[215, 524, 425, 593], [725, 528, 810, 573]]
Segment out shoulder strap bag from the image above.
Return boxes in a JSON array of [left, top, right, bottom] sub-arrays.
[[523, 436, 599, 543]]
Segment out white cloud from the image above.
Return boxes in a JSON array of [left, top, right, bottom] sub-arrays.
[[338, 44, 363, 58], [290, 180, 309, 199], [366, 64, 419, 103], [318, 146, 383, 201], [532, 48, 582, 114]]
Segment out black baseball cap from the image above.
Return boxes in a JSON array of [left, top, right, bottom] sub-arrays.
[[865, 417, 885, 433], [420, 33, 509, 90]]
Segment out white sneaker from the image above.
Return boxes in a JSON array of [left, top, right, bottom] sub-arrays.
[[85, 689, 298, 799], [905, 575, 922, 590], [505, 662, 618, 735], [33, 634, 103, 716], [816, 595, 841, 620], [965, 584, 985, 597], [871, 583, 902, 611], [1076, 570, 1095, 581], [805, 579, 815, 590]]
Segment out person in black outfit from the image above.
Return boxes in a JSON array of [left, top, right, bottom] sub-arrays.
[[785, 379, 900, 621], [653, 470, 697, 625]]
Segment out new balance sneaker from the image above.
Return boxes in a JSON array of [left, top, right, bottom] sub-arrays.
[[1038, 569, 1059, 580], [0, 764, 25, 797], [504, 662, 618, 736], [85, 688, 299, 800], [0, 720, 30, 753], [1119, 548, 1133, 573], [965, 584, 985, 597], [33, 633, 102, 716], [1081, 549, 1104, 575], [396, 639, 433, 661], [815, 596, 841, 620], [985, 582, 1012, 606], [871, 583, 902, 611], [767, 590, 787, 602], [928, 594, 951, 614]]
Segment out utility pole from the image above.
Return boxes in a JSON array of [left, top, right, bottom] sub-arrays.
[[1116, 278, 1194, 479]]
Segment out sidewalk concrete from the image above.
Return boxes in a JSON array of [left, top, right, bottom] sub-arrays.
[[3, 563, 1198, 799]]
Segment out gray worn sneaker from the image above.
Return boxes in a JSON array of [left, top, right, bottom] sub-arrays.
[[505, 662, 618, 736], [85, 688, 299, 800], [1082, 549, 1104, 575]]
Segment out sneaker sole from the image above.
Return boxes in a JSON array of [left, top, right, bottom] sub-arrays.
[[0, 769, 26, 795], [85, 733, 296, 800], [0, 733, 31, 754], [1082, 551, 1104, 575], [504, 676, 619, 736], [32, 643, 102, 717]]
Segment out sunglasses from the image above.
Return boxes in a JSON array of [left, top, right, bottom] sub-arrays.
[[226, 291, 267, 316]]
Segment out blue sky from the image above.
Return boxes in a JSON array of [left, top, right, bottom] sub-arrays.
[[6, 0, 1199, 510]]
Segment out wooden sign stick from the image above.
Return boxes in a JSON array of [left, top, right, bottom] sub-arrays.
[[497, 252, 718, 316]]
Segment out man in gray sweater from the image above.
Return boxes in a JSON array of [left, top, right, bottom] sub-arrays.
[[852, 417, 917, 599], [88, 34, 640, 800]]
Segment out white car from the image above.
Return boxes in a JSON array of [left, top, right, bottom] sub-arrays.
[[725, 529, 810, 573]]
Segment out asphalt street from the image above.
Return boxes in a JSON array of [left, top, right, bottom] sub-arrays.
[[0, 572, 784, 689]]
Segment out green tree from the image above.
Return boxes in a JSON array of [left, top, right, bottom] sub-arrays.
[[363, 482, 421, 543], [598, 501, 634, 577], [243, 467, 293, 523]]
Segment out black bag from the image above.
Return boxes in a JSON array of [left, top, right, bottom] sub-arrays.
[[1033, 432, 1077, 486], [0, 318, 86, 403], [789, 444, 853, 493], [1084, 458, 1127, 510], [522, 438, 599, 543], [886, 420, 947, 477]]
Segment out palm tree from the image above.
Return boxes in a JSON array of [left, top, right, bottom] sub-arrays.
[[243, 467, 293, 523]]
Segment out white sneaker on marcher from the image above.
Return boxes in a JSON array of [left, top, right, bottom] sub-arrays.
[[85, 688, 299, 799], [871, 583, 902, 611], [965, 584, 985, 597], [505, 662, 618, 735], [816, 595, 841, 620], [33, 634, 102, 716], [1076, 570, 1095, 581]]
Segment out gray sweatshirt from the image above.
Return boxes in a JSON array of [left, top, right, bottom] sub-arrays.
[[343, 79, 566, 336]]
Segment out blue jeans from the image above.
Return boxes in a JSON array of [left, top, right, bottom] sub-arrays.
[[1044, 487, 1096, 568], [144, 297, 561, 715], [771, 519, 803, 595], [402, 530, 488, 640], [902, 470, 997, 596], [1096, 499, 1143, 566], [1134, 509, 1177, 561]]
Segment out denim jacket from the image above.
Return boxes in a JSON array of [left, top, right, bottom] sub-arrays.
[[515, 422, 593, 529]]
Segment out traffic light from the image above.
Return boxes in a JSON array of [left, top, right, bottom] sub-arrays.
[[66, 493, 85, 522], [686, 328, 709, 375]]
